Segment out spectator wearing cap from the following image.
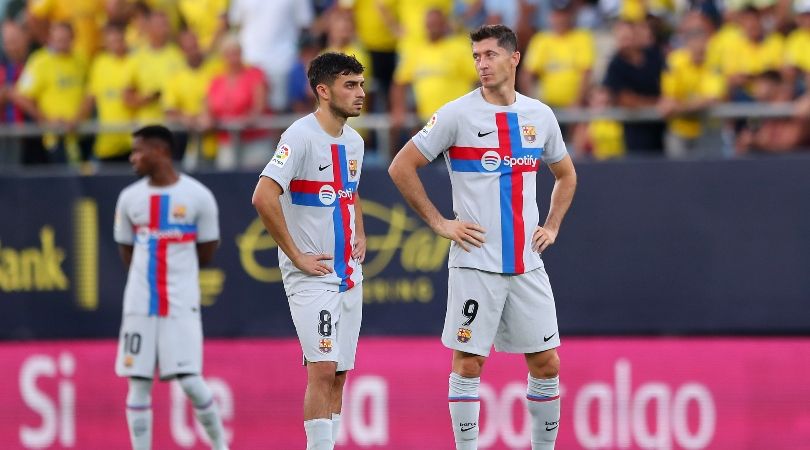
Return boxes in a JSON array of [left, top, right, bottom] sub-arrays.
[[710, 6, 784, 99], [123, 9, 185, 122], [519, 0, 595, 115], [784, 0, 810, 90], [603, 20, 666, 154], [657, 11, 726, 158]]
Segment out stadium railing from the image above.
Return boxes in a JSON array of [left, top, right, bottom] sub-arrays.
[[0, 101, 801, 168]]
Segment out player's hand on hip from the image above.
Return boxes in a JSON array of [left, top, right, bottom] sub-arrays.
[[292, 253, 334, 276], [532, 226, 558, 253], [437, 219, 486, 252], [352, 234, 367, 263]]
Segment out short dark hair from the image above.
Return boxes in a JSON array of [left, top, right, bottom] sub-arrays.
[[133, 125, 175, 153], [307, 52, 364, 97], [470, 24, 517, 53]]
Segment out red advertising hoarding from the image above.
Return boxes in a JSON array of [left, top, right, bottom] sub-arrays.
[[4, 338, 810, 449]]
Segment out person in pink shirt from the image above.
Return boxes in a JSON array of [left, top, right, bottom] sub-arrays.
[[204, 34, 271, 169]]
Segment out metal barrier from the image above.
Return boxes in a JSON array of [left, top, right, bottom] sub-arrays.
[[0, 101, 803, 168]]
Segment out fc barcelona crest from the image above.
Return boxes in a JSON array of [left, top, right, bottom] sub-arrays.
[[522, 125, 537, 143], [457, 328, 472, 343], [348, 159, 358, 177], [319, 338, 333, 353]]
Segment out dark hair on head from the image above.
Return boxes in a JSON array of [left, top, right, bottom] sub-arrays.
[[307, 52, 364, 97], [133, 124, 175, 153], [757, 69, 782, 83], [103, 21, 126, 34], [470, 24, 517, 53]]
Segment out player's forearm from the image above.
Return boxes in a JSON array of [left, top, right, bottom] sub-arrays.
[[543, 164, 577, 234], [256, 200, 303, 260], [354, 192, 366, 238], [389, 164, 446, 231]]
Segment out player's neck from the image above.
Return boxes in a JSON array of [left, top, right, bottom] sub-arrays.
[[480, 85, 517, 106], [314, 107, 346, 138], [148, 166, 179, 187]]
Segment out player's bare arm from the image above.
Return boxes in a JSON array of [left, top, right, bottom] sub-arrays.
[[196, 241, 220, 266], [118, 244, 134, 268], [252, 176, 334, 276], [533, 154, 577, 253], [389, 140, 486, 252], [353, 192, 367, 263]]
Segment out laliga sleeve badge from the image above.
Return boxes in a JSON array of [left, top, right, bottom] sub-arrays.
[[270, 143, 292, 168], [457, 328, 472, 343], [319, 338, 333, 353], [419, 113, 438, 137]]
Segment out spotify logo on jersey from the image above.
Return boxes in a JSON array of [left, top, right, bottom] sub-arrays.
[[318, 185, 337, 205], [481, 151, 502, 171]]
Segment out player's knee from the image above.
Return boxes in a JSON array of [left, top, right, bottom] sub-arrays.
[[177, 374, 214, 408], [307, 361, 338, 386], [127, 377, 153, 406], [528, 351, 560, 378], [454, 354, 485, 378]]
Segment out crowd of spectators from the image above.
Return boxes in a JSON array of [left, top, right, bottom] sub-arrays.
[[0, 0, 809, 170]]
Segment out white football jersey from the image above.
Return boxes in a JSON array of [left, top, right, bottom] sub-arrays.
[[114, 174, 219, 317], [412, 88, 567, 274], [261, 113, 364, 295]]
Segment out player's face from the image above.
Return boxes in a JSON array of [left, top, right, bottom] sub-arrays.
[[129, 137, 163, 176], [472, 38, 518, 89], [326, 73, 365, 118]]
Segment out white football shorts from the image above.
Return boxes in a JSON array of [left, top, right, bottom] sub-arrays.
[[442, 267, 560, 357], [115, 313, 203, 379], [288, 285, 363, 372]]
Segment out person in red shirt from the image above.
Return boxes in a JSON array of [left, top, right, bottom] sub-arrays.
[[203, 33, 270, 169]]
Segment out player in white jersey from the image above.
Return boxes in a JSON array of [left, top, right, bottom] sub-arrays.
[[389, 25, 577, 450], [252, 52, 366, 450], [114, 125, 228, 450]]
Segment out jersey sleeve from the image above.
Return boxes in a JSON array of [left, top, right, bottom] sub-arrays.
[[196, 186, 220, 243], [16, 56, 45, 99], [114, 190, 134, 245], [410, 104, 457, 162], [260, 129, 306, 192], [542, 107, 568, 165]]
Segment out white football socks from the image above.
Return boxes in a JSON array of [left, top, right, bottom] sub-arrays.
[[179, 375, 228, 450], [126, 377, 153, 450], [304, 418, 333, 450], [448, 372, 481, 450], [527, 375, 561, 450]]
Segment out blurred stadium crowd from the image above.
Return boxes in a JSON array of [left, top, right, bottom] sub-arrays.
[[0, 0, 809, 170]]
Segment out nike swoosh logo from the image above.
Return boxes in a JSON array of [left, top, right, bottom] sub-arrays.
[[543, 332, 557, 342], [477, 130, 495, 137], [318, 164, 332, 171], [546, 424, 559, 431], [460, 426, 476, 432]]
